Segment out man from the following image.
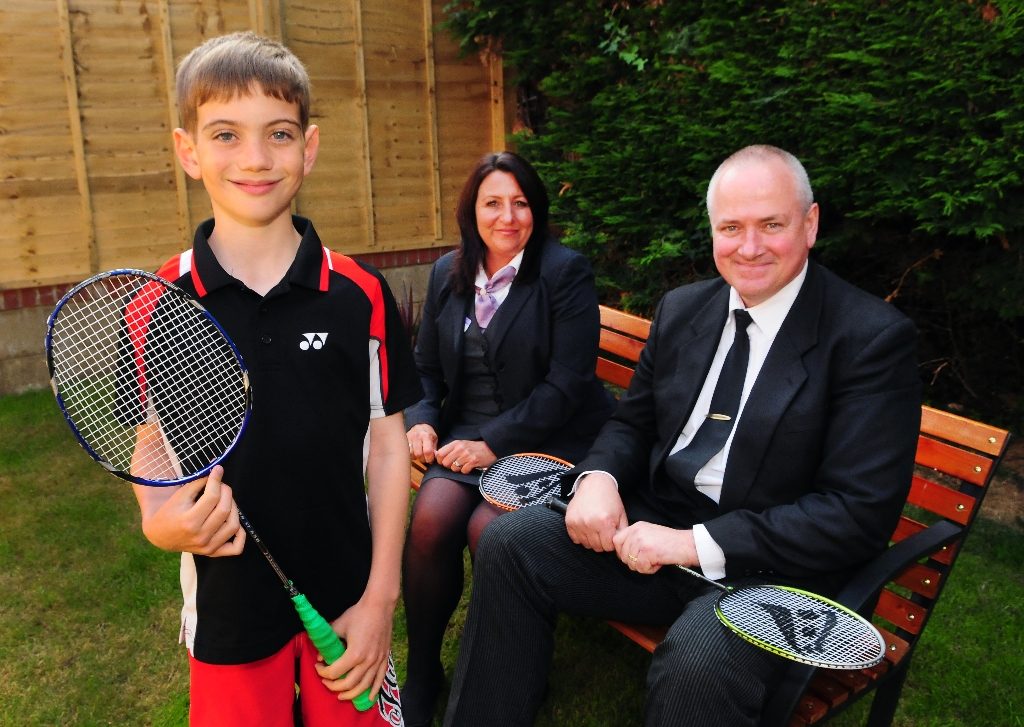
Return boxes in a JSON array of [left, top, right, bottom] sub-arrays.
[[442, 145, 921, 726]]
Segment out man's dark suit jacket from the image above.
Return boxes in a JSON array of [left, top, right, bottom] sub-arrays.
[[569, 261, 921, 593], [405, 237, 614, 462]]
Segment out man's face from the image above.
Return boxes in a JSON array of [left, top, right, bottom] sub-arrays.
[[709, 158, 818, 308]]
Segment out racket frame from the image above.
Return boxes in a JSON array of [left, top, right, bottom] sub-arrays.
[[478, 452, 574, 512], [45, 268, 252, 487]]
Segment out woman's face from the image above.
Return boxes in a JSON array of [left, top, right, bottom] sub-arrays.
[[475, 170, 534, 273]]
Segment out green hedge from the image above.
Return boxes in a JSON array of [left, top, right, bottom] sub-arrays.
[[443, 0, 1024, 427]]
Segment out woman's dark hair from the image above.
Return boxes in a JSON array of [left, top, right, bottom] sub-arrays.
[[450, 151, 550, 293]]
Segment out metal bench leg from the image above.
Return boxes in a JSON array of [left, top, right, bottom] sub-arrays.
[[866, 657, 912, 727]]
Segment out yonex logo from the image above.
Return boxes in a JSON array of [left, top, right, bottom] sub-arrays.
[[299, 332, 329, 351]]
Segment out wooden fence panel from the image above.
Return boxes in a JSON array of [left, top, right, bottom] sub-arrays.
[[284, 0, 373, 246], [0, 0, 501, 290], [0, 0, 92, 285]]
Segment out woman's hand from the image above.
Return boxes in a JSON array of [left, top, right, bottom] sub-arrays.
[[407, 424, 439, 463], [435, 440, 497, 474]]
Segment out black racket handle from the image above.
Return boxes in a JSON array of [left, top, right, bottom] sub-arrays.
[[544, 496, 568, 515]]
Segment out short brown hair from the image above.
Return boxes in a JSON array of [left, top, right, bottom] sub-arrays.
[[175, 31, 311, 133]]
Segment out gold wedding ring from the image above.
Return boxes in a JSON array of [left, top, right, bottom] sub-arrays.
[[453, 460, 462, 468]]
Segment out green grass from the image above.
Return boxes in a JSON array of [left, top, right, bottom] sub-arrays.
[[1, 389, 1021, 726]]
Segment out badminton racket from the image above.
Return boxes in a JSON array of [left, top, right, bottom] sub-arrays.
[[45, 269, 376, 710], [478, 453, 573, 512], [544, 496, 884, 670]]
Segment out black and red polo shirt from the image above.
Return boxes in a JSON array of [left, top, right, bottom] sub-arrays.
[[157, 216, 421, 664]]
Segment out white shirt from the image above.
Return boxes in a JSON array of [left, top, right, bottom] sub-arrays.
[[686, 263, 807, 578]]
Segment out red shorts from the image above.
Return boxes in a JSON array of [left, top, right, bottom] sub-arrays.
[[188, 632, 404, 727]]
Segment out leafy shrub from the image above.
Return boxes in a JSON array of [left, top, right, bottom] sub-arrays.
[[443, 0, 1024, 426]]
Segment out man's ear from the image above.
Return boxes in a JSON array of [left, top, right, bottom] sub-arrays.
[[173, 128, 202, 180], [804, 202, 820, 250], [303, 124, 320, 176]]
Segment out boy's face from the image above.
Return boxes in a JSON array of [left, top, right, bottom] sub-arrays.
[[174, 89, 319, 231]]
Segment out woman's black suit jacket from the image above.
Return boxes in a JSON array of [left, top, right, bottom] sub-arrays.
[[404, 237, 614, 462]]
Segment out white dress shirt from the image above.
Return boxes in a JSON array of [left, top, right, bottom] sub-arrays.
[[685, 263, 807, 578]]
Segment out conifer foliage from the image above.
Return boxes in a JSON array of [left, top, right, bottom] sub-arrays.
[[444, 1, 1024, 425]]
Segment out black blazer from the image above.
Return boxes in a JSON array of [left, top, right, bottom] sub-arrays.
[[570, 262, 921, 592], [405, 237, 615, 462]]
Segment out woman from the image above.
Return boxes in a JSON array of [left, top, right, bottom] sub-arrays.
[[400, 151, 614, 726]]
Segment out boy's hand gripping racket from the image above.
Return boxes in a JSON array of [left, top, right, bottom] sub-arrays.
[[544, 496, 885, 670], [45, 269, 375, 711], [478, 453, 573, 511]]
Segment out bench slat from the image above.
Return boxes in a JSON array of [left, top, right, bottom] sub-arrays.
[[600, 305, 652, 340], [920, 405, 1010, 456], [876, 624, 910, 666], [596, 358, 635, 390], [606, 620, 665, 654], [874, 589, 929, 636], [893, 562, 942, 599], [599, 327, 646, 363], [908, 475, 976, 525], [916, 435, 993, 486]]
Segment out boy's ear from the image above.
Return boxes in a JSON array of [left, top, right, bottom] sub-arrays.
[[303, 124, 320, 176], [173, 128, 202, 180]]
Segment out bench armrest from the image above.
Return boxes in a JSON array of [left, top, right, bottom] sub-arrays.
[[759, 519, 964, 727], [835, 519, 963, 614]]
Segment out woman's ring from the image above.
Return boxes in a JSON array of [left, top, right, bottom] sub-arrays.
[[628, 553, 638, 563], [453, 460, 462, 469]]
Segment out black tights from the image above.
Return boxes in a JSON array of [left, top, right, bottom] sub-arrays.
[[400, 477, 504, 721]]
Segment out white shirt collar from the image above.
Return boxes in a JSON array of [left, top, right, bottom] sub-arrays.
[[728, 260, 808, 340], [475, 249, 525, 289]]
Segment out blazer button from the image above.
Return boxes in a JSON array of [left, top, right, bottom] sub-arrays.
[[260, 334, 272, 344]]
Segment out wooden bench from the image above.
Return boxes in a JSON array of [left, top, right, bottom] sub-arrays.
[[591, 304, 1012, 727], [407, 303, 1012, 726]]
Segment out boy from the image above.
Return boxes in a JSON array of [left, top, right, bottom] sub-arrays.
[[129, 32, 420, 726]]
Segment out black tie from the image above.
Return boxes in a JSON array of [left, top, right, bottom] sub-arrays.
[[665, 309, 753, 487]]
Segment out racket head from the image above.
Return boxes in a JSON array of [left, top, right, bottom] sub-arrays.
[[714, 584, 885, 669], [478, 453, 573, 512], [45, 269, 251, 486]]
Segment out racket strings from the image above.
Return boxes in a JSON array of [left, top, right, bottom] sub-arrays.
[[716, 586, 883, 669], [139, 301, 246, 475], [49, 274, 248, 482], [480, 454, 571, 511]]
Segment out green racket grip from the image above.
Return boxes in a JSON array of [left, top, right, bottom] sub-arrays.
[[291, 593, 376, 712]]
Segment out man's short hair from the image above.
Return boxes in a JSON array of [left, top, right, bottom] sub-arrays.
[[175, 31, 311, 133], [706, 145, 814, 216]]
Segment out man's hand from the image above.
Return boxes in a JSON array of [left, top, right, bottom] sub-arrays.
[[612, 521, 698, 574], [135, 465, 245, 556], [565, 473, 628, 552]]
